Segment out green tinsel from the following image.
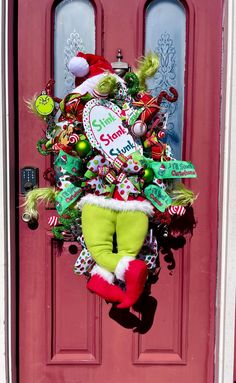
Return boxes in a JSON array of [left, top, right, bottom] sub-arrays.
[[95, 74, 117, 96], [135, 52, 159, 91], [51, 226, 65, 240], [170, 183, 197, 206], [51, 208, 81, 239], [124, 73, 140, 96], [23, 187, 57, 219]]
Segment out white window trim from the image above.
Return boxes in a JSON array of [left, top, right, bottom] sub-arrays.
[[0, 1, 235, 383]]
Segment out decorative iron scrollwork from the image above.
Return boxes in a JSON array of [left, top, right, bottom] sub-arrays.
[[64, 30, 86, 94], [148, 33, 179, 156]]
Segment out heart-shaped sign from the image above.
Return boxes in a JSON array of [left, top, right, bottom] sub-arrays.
[[83, 99, 142, 162]]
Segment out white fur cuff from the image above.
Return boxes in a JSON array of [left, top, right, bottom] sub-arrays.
[[77, 194, 154, 216], [90, 264, 114, 284], [115, 256, 134, 281]]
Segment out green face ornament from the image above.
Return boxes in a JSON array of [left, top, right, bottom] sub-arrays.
[[35, 93, 55, 116]]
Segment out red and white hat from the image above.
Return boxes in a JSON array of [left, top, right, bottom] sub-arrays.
[[68, 52, 114, 86]]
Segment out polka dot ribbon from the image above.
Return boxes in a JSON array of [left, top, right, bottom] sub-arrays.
[[85, 154, 143, 200]]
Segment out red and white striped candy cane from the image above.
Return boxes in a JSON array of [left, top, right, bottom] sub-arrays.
[[168, 206, 186, 216], [48, 216, 59, 227], [52, 143, 61, 152]]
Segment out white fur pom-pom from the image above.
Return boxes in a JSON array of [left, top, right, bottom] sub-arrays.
[[68, 57, 89, 77]]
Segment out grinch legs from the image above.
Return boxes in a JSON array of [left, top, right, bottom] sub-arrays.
[[82, 203, 149, 307], [82, 204, 125, 272], [115, 211, 149, 308], [116, 211, 149, 259], [82, 205, 149, 272], [82, 204, 126, 302]]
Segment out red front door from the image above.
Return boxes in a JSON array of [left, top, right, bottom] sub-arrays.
[[18, 0, 222, 382]]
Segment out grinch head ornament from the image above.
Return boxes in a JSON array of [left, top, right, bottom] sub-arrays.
[[35, 91, 55, 116]]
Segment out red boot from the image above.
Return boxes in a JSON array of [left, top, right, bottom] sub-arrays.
[[116, 259, 148, 309], [87, 273, 125, 303]]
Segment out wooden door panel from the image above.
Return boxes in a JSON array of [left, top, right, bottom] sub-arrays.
[[133, 249, 188, 364], [46, 240, 101, 364], [18, 0, 222, 382]]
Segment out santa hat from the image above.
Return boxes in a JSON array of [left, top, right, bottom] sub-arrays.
[[68, 52, 114, 86]]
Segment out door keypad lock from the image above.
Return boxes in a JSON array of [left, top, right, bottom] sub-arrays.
[[21, 167, 39, 229], [21, 167, 39, 194]]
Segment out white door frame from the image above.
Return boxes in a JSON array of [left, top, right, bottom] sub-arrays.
[[0, 0, 13, 382], [215, 0, 236, 382], [0, 1, 235, 382]]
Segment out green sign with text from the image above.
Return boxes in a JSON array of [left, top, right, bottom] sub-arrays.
[[54, 150, 82, 175], [150, 161, 197, 179], [144, 185, 172, 212], [55, 184, 82, 215]]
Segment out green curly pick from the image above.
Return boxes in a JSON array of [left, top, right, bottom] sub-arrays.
[[124, 72, 140, 96], [36, 138, 51, 156]]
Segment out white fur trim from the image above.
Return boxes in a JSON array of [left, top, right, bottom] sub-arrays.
[[115, 256, 134, 281], [77, 194, 154, 216], [68, 57, 89, 77], [72, 73, 106, 96], [90, 265, 114, 284]]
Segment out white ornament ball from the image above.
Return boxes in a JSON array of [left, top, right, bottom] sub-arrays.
[[131, 121, 147, 137], [68, 57, 90, 77]]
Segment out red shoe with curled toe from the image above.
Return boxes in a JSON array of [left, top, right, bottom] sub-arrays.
[[117, 259, 148, 309], [87, 274, 125, 303]]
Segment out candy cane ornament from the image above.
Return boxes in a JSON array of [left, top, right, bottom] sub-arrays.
[[69, 133, 80, 144], [48, 216, 59, 227], [168, 206, 186, 216]]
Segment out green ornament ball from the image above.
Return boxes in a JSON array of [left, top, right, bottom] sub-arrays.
[[143, 168, 154, 183], [143, 140, 151, 149], [74, 139, 91, 157]]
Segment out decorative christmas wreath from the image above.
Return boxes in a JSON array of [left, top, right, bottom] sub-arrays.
[[24, 52, 197, 309]]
